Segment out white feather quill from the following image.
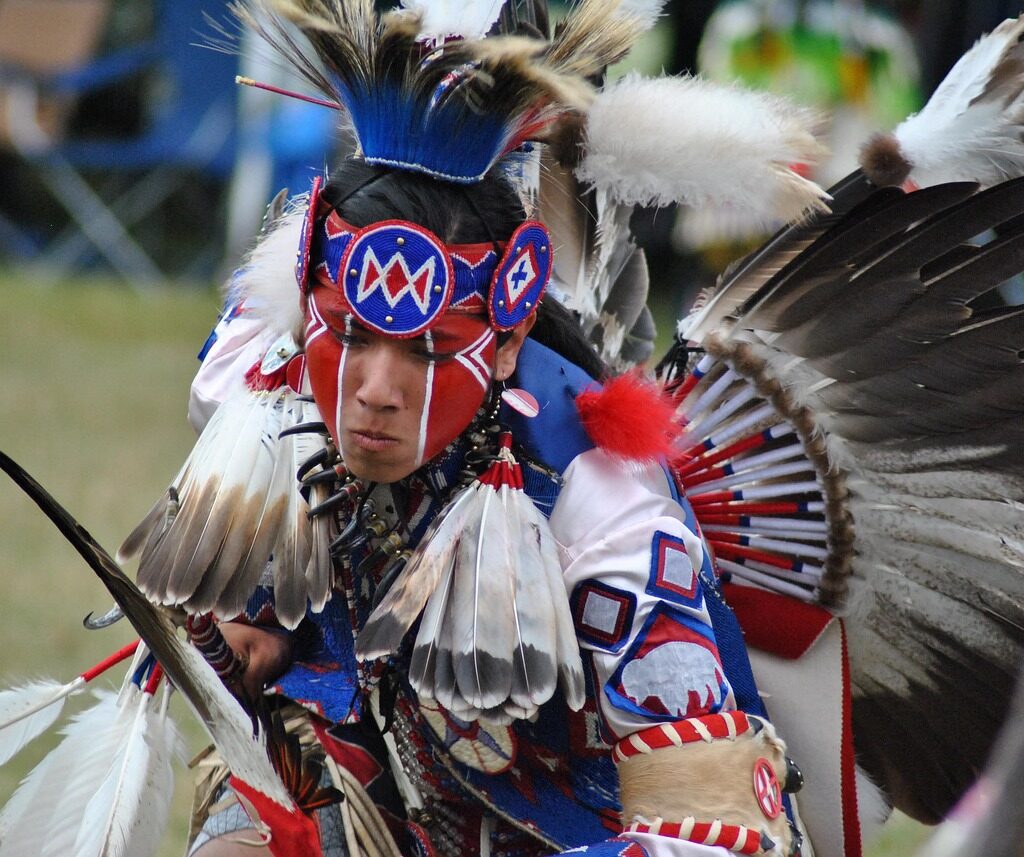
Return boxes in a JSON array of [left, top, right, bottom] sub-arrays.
[[883, 16, 1024, 188], [0, 690, 129, 857], [577, 73, 829, 222], [0, 641, 140, 767], [451, 485, 516, 711]]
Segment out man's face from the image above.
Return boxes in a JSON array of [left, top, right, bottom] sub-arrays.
[[304, 289, 499, 482]]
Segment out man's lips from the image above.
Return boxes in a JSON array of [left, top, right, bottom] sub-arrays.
[[347, 428, 400, 451]]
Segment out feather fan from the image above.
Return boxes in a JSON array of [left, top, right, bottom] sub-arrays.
[[861, 15, 1024, 188], [360, 440, 584, 720], [663, 173, 1024, 826], [577, 73, 830, 221]]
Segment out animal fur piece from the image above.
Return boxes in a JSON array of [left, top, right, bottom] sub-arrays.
[[576, 372, 679, 463], [577, 73, 830, 222], [861, 15, 1024, 188], [401, 0, 504, 42]]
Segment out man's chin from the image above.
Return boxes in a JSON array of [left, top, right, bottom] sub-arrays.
[[341, 450, 418, 484]]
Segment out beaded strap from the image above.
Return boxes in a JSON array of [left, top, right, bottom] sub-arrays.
[[186, 613, 248, 681]]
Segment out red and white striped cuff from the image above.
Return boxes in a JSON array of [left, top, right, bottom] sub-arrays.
[[626, 817, 772, 855], [612, 711, 760, 763]]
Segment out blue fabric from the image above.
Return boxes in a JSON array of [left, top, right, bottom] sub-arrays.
[[664, 472, 767, 719], [502, 338, 596, 475]]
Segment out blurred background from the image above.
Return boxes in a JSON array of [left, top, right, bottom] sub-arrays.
[[1, 1, 1021, 855]]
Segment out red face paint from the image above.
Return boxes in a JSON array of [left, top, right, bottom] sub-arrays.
[[304, 288, 495, 482]]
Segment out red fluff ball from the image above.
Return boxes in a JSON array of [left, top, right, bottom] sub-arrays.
[[575, 372, 681, 463]]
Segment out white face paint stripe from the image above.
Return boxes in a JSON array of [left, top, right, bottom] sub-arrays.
[[335, 315, 350, 456], [305, 293, 329, 346], [416, 329, 434, 467], [454, 328, 495, 391]]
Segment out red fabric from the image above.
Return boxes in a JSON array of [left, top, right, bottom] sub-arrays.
[[245, 359, 290, 392], [839, 620, 863, 857], [228, 777, 322, 857], [723, 583, 833, 660], [576, 373, 680, 464]]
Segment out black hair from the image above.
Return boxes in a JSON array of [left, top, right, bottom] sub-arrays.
[[322, 158, 608, 379], [322, 160, 524, 244]]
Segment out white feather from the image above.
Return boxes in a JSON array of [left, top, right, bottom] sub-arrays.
[[577, 73, 830, 222], [528, 498, 585, 711], [174, 640, 293, 808], [232, 206, 307, 340], [124, 692, 182, 857], [74, 688, 155, 857], [72, 687, 182, 857], [0, 690, 126, 857], [410, 547, 458, 700], [507, 496, 557, 710], [358, 485, 480, 658], [451, 485, 516, 710], [401, 0, 504, 42], [894, 16, 1024, 188], [0, 677, 83, 766]]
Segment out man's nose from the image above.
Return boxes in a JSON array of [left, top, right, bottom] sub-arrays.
[[354, 347, 404, 410]]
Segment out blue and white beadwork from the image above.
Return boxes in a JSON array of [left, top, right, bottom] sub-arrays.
[[489, 220, 552, 331], [295, 175, 323, 292], [340, 220, 455, 337]]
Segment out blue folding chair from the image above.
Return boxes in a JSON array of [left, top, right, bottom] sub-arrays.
[[0, 0, 239, 283]]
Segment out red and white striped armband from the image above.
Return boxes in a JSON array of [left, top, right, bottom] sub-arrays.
[[612, 713, 806, 857]]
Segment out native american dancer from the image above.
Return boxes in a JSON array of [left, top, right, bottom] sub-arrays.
[[2, 3, 1024, 857]]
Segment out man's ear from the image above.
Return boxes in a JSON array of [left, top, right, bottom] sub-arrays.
[[494, 313, 537, 382]]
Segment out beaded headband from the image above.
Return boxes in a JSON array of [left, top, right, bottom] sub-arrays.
[[295, 177, 553, 337]]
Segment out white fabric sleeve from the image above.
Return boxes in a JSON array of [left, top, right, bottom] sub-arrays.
[[188, 312, 273, 433], [549, 446, 736, 740]]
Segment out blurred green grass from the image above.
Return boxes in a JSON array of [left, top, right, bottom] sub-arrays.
[[0, 273, 931, 856]]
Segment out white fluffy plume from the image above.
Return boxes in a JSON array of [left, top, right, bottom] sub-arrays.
[[577, 73, 830, 223], [884, 15, 1024, 188], [401, 0, 504, 42], [231, 205, 307, 340]]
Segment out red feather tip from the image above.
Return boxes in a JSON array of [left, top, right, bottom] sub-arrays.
[[575, 372, 681, 463]]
